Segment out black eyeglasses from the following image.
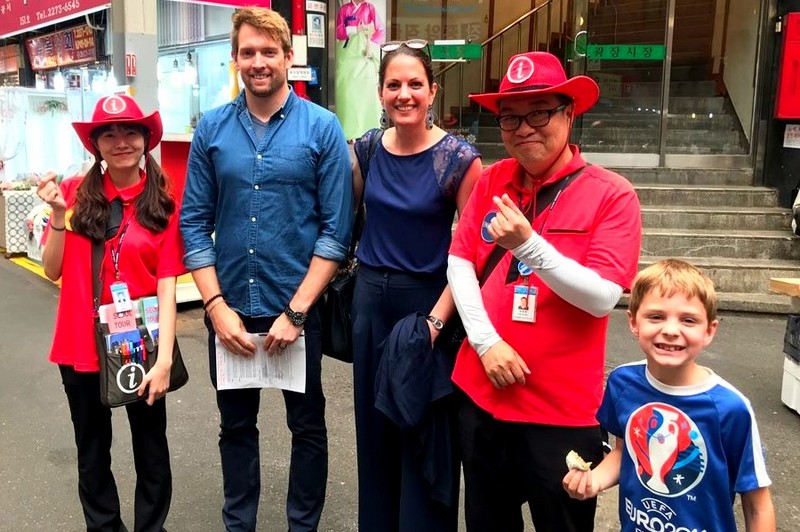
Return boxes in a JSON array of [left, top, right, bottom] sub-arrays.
[[496, 104, 568, 131]]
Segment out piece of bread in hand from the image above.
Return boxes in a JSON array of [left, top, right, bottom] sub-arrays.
[[566, 450, 592, 471]]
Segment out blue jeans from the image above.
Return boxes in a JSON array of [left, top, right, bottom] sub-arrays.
[[206, 305, 327, 532]]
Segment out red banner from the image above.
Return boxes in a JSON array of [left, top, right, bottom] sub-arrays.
[[26, 24, 97, 70], [0, 0, 110, 39], [169, 0, 271, 8]]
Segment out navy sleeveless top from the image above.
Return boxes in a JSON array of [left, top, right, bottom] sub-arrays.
[[354, 128, 480, 274]]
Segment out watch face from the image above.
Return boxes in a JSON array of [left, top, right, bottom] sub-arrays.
[[427, 316, 444, 330], [285, 306, 307, 326]]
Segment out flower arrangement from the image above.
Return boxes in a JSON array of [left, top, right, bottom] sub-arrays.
[[0, 178, 36, 191], [36, 99, 68, 115]]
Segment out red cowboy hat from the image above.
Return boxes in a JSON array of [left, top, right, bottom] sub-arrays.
[[469, 51, 599, 116], [72, 94, 163, 153]]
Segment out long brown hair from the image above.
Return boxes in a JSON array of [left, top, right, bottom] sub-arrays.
[[70, 124, 175, 241]]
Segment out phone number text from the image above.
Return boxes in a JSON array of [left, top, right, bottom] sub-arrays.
[[17, 0, 82, 26]]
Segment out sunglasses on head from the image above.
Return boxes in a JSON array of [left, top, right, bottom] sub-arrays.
[[380, 39, 429, 54]]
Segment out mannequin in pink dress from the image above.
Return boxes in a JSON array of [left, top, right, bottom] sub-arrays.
[[335, 0, 385, 140]]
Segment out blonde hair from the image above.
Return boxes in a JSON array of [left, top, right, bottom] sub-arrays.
[[231, 7, 292, 55], [628, 259, 717, 322]]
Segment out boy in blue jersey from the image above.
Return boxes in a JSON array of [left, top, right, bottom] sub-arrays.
[[563, 259, 775, 532]]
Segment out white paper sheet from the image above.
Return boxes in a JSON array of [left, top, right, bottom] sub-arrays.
[[215, 333, 306, 393]]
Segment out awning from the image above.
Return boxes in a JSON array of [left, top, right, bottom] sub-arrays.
[[0, 0, 111, 39]]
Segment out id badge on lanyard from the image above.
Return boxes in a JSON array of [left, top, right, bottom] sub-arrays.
[[512, 261, 536, 323], [109, 220, 133, 313]]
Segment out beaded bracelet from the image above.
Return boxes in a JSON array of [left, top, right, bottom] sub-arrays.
[[203, 293, 225, 312]]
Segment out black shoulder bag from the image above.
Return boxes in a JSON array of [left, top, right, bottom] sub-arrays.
[[91, 199, 189, 407], [321, 130, 384, 363]]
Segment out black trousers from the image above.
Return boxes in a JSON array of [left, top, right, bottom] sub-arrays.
[[59, 365, 171, 532], [206, 306, 328, 532], [351, 265, 459, 532], [458, 395, 603, 532]]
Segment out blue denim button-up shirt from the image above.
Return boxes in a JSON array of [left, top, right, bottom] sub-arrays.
[[180, 90, 353, 317]]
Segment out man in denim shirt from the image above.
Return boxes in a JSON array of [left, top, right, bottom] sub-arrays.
[[180, 7, 352, 532]]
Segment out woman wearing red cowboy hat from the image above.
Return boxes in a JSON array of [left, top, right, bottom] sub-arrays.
[[36, 94, 185, 532]]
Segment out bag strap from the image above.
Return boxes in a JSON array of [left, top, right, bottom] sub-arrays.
[[350, 130, 384, 257], [477, 165, 587, 287], [477, 242, 506, 287], [91, 239, 103, 312]]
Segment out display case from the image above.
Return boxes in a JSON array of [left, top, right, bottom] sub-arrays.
[[0, 87, 86, 183], [0, 189, 42, 256], [769, 278, 800, 414]]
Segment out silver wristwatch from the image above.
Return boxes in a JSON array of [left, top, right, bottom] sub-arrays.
[[426, 315, 445, 330]]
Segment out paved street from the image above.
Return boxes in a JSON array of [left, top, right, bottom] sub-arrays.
[[1, 256, 799, 531]]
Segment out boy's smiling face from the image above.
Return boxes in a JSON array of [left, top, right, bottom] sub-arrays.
[[628, 290, 719, 386]]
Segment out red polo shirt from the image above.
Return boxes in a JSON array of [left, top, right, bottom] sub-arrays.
[[449, 147, 642, 425], [47, 172, 186, 372]]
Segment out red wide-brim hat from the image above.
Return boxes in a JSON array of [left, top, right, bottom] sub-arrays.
[[72, 94, 163, 154], [469, 51, 599, 116]]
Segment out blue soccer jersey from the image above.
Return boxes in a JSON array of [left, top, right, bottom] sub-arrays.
[[598, 362, 771, 532]]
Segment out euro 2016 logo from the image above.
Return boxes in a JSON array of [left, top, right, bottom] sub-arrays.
[[625, 403, 706, 497]]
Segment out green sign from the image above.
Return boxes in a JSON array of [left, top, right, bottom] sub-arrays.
[[430, 43, 482, 61], [586, 44, 665, 61]]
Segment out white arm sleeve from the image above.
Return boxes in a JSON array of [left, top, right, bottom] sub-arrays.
[[512, 233, 623, 317], [447, 255, 503, 356]]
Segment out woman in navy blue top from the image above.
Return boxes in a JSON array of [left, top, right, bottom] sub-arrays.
[[351, 41, 482, 531]]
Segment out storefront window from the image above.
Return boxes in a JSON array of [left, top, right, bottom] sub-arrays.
[[391, 1, 488, 134], [157, 40, 232, 135], [393, 0, 485, 42], [0, 87, 88, 181]]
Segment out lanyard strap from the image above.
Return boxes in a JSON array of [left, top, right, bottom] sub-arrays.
[[92, 199, 128, 311], [518, 175, 572, 234], [109, 219, 131, 281]]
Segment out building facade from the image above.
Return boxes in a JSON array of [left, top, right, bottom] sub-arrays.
[[0, 0, 798, 203]]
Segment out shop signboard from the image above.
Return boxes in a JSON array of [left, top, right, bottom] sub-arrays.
[[0, 0, 110, 39], [25, 24, 97, 71], [395, 1, 482, 42], [306, 1, 325, 13], [307, 13, 325, 48], [288, 66, 314, 81], [585, 44, 666, 61], [0, 45, 19, 75], [430, 41, 482, 62]]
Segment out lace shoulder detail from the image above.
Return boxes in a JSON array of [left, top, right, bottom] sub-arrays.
[[353, 128, 382, 177], [430, 134, 481, 200]]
